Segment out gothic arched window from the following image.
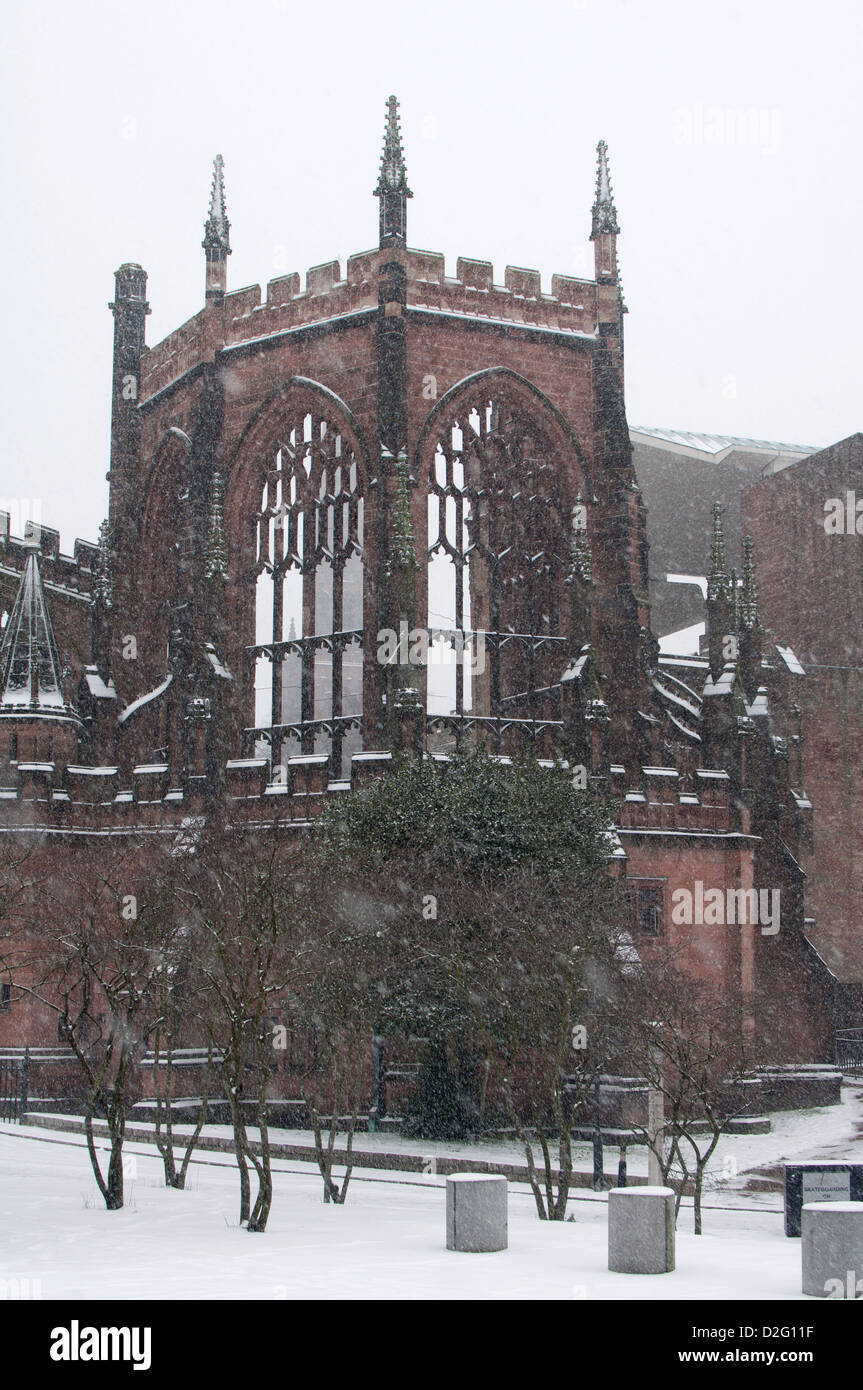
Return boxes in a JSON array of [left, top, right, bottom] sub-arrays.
[[250, 409, 364, 779], [426, 392, 579, 754]]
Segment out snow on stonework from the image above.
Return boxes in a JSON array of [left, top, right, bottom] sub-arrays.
[[0, 97, 842, 1150], [591, 139, 620, 238], [83, 666, 117, 700], [203, 154, 230, 253], [117, 673, 173, 725], [375, 94, 412, 197], [0, 544, 72, 713]]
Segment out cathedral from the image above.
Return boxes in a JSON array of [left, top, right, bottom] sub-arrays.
[[0, 97, 836, 1078]]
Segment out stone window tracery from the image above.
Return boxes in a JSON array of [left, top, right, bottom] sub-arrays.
[[426, 392, 577, 754], [249, 409, 363, 779]]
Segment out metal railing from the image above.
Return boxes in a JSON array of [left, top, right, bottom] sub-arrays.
[[836, 1029, 863, 1077], [0, 1047, 29, 1122]]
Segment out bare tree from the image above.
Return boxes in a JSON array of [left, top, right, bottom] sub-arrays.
[[281, 873, 388, 1204], [291, 1021, 366, 1205], [145, 877, 216, 1192], [26, 837, 178, 1210], [465, 866, 628, 1220], [149, 1029, 215, 1191], [621, 953, 757, 1233], [174, 821, 306, 1233]]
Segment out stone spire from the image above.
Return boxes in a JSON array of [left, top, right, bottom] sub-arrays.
[[567, 493, 593, 585], [564, 494, 592, 650], [374, 95, 412, 247], [591, 140, 620, 285], [706, 502, 733, 681], [91, 518, 113, 681], [707, 501, 731, 603], [108, 261, 149, 578], [739, 538, 763, 701], [203, 154, 231, 304], [386, 449, 417, 613], [0, 541, 71, 715], [384, 449, 422, 755], [203, 469, 229, 583], [591, 140, 620, 239], [729, 567, 740, 630], [0, 542, 82, 770], [740, 536, 759, 630]]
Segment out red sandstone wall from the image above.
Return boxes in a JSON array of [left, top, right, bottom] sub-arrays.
[[742, 435, 863, 990]]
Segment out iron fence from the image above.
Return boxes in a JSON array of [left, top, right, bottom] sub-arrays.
[[0, 1048, 29, 1122], [836, 1029, 863, 1077]]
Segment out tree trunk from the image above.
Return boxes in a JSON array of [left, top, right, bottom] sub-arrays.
[[334, 1098, 360, 1204], [228, 1089, 251, 1225], [177, 1044, 214, 1190], [153, 1030, 181, 1188], [536, 1118, 555, 1219], [554, 1127, 573, 1220], [84, 1101, 109, 1205], [104, 1054, 130, 1210], [516, 1122, 549, 1219], [310, 1101, 338, 1203], [105, 1130, 124, 1210], [694, 1165, 704, 1234], [247, 1076, 273, 1232]]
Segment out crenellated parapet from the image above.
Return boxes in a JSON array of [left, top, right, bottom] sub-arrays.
[[138, 250, 605, 404], [0, 517, 98, 606], [0, 739, 769, 843], [0, 748, 396, 833], [613, 762, 733, 834]]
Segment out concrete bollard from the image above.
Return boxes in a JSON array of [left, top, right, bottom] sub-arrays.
[[801, 1201, 863, 1298], [608, 1185, 676, 1274], [446, 1174, 508, 1252]]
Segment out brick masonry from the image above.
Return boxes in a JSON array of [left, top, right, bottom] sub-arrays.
[[0, 129, 838, 1072], [743, 434, 863, 1004]]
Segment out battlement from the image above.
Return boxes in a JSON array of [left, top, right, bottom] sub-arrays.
[[0, 750, 382, 832], [0, 516, 97, 605], [138, 248, 608, 402], [0, 748, 735, 838], [611, 763, 732, 833]]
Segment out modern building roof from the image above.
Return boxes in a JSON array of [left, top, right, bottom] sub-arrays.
[[631, 426, 816, 465]]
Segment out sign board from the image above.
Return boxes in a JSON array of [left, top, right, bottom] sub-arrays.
[[802, 1170, 851, 1204], [784, 1163, 863, 1236]]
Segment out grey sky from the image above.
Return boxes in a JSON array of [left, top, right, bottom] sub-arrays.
[[1, 0, 860, 551]]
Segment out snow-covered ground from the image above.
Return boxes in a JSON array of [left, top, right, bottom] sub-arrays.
[[358, 1076, 861, 1201], [36, 1076, 863, 1206], [2, 1081, 861, 1300]]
